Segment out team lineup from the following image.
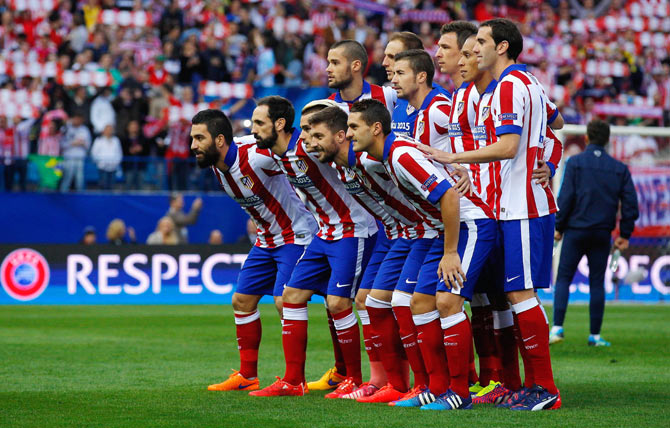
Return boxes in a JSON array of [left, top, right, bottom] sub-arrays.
[[190, 18, 564, 411]]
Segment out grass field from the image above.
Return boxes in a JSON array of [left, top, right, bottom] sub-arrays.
[[1, 304, 668, 428]]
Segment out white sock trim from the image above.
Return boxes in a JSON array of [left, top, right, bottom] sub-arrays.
[[283, 306, 308, 321], [440, 311, 467, 330], [470, 293, 491, 307], [333, 311, 358, 330], [412, 310, 440, 326], [357, 309, 370, 326], [365, 295, 392, 309], [391, 291, 412, 307], [234, 310, 260, 325], [539, 304, 549, 324], [492, 309, 514, 329], [511, 298, 538, 315]]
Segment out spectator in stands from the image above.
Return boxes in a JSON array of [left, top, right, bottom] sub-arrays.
[[66, 86, 91, 127], [202, 37, 231, 82], [146, 216, 179, 245], [178, 40, 204, 88], [121, 120, 149, 190], [254, 30, 277, 88], [91, 124, 122, 190], [90, 87, 116, 135], [38, 116, 65, 157], [59, 112, 91, 192], [208, 229, 223, 245], [10, 116, 33, 192], [112, 86, 147, 141], [159, 0, 184, 40], [551, 119, 639, 347], [80, 226, 97, 245], [166, 193, 202, 244], [165, 87, 194, 190], [0, 115, 14, 191], [106, 218, 136, 245]]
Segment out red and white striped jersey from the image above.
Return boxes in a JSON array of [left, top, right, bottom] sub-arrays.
[[543, 126, 563, 168], [344, 146, 436, 240], [382, 132, 452, 234], [211, 138, 316, 249], [276, 129, 377, 241], [491, 64, 558, 220], [448, 82, 481, 190], [473, 80, 503, 217], [328, 81, 397, 116], [414, 89, 495, 222]]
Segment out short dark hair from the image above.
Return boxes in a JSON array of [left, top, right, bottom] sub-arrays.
[[350, 99, 391, 136], [308, 106, 348, 134], [330, 39, 369, 73], [191, 109, 233, 145], [480, 18, 523, 61], [440, 20, 478, 50], [586, 119, 610, 146], [256, 95, 295, 133], [389, 31, 424, 50], [394, 49, 435, 86]]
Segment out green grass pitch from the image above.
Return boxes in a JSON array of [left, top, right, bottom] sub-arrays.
[[1, 304, 668, 427]]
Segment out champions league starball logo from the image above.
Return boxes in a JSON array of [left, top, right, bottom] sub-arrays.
[[0, 249, 50, 301]]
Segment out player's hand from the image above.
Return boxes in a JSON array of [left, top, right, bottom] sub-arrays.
[[449, 163, 472, 196], [437, 251, 465, 292], [416, 144, 456, 165], [193, 197, 203, 210], [532, 160, 551, 188], [614, 237, 629, 251], [554, 230, 563, 241]]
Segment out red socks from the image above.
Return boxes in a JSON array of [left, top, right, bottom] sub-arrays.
[[234, 310, 262, 379], [414, 312, 450, 395], [393, 305, 429, 389], [366, 297, 409, 392], [332, 307, 362, 385], [493, 309, 522, 391], [441, 311, 472, 399], [471, 301, 501, 385], [327, 309, 347, 376], [282, 302, 308, 385], [512, 299, 558, 394]]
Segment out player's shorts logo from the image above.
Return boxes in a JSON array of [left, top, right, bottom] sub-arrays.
[[241, 175, 254, 189], [296, 159, 308, 173], [1, 248, 50, 301]]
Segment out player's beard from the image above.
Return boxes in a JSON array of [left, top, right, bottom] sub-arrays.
[[328, 72, 353, 90], [193, 143, 220, 168], [255, 127, 278, 149]]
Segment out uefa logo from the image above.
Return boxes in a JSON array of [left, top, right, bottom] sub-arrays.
[[0, 248, 50, 301]]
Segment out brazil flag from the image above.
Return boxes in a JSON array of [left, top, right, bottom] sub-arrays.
[[28, 154, 62, 189]]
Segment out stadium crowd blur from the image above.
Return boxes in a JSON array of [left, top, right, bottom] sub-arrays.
[[0, 0, 669, 192]]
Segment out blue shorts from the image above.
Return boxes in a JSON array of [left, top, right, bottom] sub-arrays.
[[499, 214, 555, 292], [236, 244, 307, 297], [287, 235, 375, 298], [359, 229, 393, 291], [474, 222, 504, 295], [436, 219, 497, 300], [371, 238, 434, 293]]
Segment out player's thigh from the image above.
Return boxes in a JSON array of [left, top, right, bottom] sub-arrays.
[[325, 236, 375, 299], [236, 246, 279, 298], [359, 232, 393, 293], [394, 237, 435, 294], [286, 238, 331, 296], [272, 244, 308, 296], [414, 237, 444, 297]]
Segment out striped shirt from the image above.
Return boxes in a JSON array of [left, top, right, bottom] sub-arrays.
[[212, 137, 316, 249], [492, 63, 558, 220], [448, 82, 481, 191], [275, 128, 376, 241], [329, 81, 397, 116]]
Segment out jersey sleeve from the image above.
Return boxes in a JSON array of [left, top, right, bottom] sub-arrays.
[[493, 80, 525, 136], [427, 102, 451, 148], [394, 149, 452, 204], [543, 126, 563, 174], [383, 86, 398, 113], [545, 98, 559, 125]]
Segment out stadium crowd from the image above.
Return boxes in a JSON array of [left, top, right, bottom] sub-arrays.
[[0, 0, 669, 192]]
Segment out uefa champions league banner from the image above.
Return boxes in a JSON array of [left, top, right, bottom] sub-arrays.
[[1, 242, 667, 305], [0, 244, 259, 305]]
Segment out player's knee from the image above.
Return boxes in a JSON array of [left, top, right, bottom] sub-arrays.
[[355, 289, 370, 310], [274, 296, 283, 315], [282, 286, 308, 304], [409, 292, 435, 314], [326, 296, 352, 314], [436, 292, 464, 316], [232, 293, 258, 312]]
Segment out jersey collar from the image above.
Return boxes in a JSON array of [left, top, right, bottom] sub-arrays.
[[382, 132, 396, 162], [418, 87, 441, 112], [284, 127, 301, 155], [484, 79, 498, 94], [347, 141, 357, 167], [333, 81, 371, 104], [223, 140, 238, 168], [458, 81, 470, 91], [499, 63, 527, 81]]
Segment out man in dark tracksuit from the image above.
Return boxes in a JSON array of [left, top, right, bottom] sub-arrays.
[[550, 119, 639, 347]]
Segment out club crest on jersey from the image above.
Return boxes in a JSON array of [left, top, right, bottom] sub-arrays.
[[482, 106, 490, 120], [0, 248, 50, 301], [296, 159, 308, 173], [416, 120, 425, 138], [241, 175, 254, 189], [457, 100, 464, 115]]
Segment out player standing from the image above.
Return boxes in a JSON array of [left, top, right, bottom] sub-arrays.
[[189, 109, 316, 392]]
